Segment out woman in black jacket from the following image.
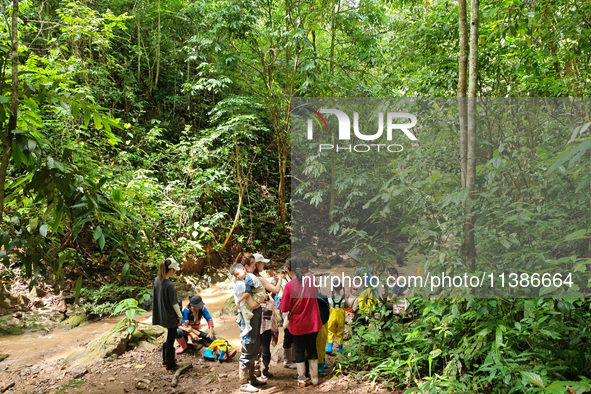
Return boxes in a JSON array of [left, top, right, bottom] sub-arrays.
[[152, 258, 183, 371]]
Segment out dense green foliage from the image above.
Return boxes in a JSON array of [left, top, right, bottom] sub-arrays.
[[79, 283, 151, 318], [1, 0, 590, 391], [343, 298, 591, 393]]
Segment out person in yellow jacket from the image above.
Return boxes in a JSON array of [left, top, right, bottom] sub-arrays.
[[352, 282, 379, 327], [326, 285, 348, 354]]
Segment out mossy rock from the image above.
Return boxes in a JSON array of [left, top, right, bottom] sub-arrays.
[[0, 326, 24, 335], [67, 329, 130, 367], [59, 313, 88, 329], [221, 295, 237, 316], [134, 341, 157, 352], [131, 324, 166, 342]]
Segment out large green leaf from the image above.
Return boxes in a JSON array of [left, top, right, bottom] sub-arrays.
[[547, 138, 591, 174]]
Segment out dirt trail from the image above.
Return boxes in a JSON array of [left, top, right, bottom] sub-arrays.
[[189, 281, 242, 351], [0, 277, 390, 393], [0, 315, 123, 369]]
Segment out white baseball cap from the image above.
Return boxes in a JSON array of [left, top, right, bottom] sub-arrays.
[[166, 258, 181, 271], [253, 253, 270, 263]]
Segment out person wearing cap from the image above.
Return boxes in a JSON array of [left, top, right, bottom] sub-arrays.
[[347, 248, 373, 280], [152, 258, 183, 372], [231, 254, 267, 392], [175, 294, 216, 353], [252, 253, 279, 379], [236, 253, 282, 295], [252, 253, 282, 294]]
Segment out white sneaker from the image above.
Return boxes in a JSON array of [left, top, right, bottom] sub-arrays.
[[240, 383, 259, 393]]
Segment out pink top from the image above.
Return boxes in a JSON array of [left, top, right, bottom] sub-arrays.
[[279, 274, 322, 335]]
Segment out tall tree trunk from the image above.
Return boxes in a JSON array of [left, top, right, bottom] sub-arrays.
[[136, 11, 141, 86], [154, 0, 161, 89], [329, 0, 340, 74], [458, 0, 471, 268], [458, 0, 468, 188], [0, 0, 18, 223], [277, 140, 287, 224], [274, 0, 290, 226], [465, 0, 479, 270], [328, 0, 340, 222], [221, 143, 246, 251]]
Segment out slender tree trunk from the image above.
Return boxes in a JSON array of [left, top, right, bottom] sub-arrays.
[[329, 0, 340, 74], [277, 141, 287, 224], [222, 193, 243, 251], [329, 131, 335, 222], [458, 0, 472, 268], [136, 11, 141, 85], [465, 0, 479, 270], [274, 0, 290, 226], [328, 0, 340, 222], [0, 0, 18, 223], [222, 143, 247, 250], [458, 0, 468, 188], [154, 0, 161, 89]]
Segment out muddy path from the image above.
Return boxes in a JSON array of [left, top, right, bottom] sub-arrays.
[[0, 277, 394, 393], [0, 315, 123, 369]]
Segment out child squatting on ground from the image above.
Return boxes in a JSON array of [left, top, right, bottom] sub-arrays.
[[231, 262, 266, 338], [175, 294, 216, 353]]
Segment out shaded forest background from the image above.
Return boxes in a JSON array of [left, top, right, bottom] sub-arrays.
[[1, 0, 591, 392]]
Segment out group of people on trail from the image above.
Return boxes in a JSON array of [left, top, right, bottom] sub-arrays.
[[151, 250, 406, 392], [230, 252, 283, 392], [233, 254, 349, 392], [151, 258, 230, 371]]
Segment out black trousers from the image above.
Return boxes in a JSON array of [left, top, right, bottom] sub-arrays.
[[260, 329, 272, 359], [163, 327, 177, 367], [292, 331, 318, 363], [283, 327, 293, 349], [165, 327, 176, 351]]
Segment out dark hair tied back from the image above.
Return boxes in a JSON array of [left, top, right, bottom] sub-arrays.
[[287, 257, 311, 284]]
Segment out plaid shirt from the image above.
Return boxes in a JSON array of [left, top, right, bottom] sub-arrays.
[[260, 297, 278, 334]]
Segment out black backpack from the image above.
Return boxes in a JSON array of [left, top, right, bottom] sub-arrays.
[[317, 295, 330, 324]]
